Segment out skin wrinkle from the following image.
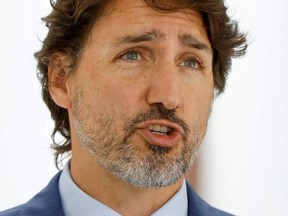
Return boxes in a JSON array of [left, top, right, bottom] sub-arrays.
[[62, 2, 215, 214], [72, 84, 205, 188], [114, 30, 212, 58], [35, 0, 247, 172], [31, 0, 247, 214]]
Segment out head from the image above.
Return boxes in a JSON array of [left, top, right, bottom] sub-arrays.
[[36, 0, 247, 187]]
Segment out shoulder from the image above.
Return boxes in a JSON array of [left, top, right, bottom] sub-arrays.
[[186, 182, 234, 216], [0, 172, 64, 216]]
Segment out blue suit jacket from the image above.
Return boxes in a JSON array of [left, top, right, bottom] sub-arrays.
[[0, 172, 233, 216]]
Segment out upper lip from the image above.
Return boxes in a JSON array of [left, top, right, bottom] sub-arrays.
[[136, 120, 183, 135]]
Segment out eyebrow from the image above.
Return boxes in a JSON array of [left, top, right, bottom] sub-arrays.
[[178, 34, 212, 53], [114, 29, 212, 53], [115, 29, 166, 44]]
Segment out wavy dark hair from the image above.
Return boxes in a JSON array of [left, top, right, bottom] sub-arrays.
[[35, 0, 247, 166]]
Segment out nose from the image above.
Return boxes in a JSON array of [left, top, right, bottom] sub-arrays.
[[146, 62, 182, 110]]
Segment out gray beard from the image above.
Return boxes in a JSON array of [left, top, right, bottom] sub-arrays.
[[72, 92, 203, 188]]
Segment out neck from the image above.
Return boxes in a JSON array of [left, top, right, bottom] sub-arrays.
[[70, 145, 184, 216]]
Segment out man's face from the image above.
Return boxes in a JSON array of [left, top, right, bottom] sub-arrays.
[[67, 0, 214, 188]]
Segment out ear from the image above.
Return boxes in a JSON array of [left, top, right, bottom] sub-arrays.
[[48, 53, 72, 109]]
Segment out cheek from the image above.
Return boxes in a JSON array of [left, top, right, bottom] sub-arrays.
[[84, 77, 142, 120], [182, 84, 213, 123], [198, 92, 213, 121]]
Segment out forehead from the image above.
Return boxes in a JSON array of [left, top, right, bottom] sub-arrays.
[[87, 0, 210, 49], [110, 0, 199, 16], [104, 0, 205, 29]]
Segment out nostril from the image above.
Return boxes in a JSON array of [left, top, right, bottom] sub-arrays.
[[146, 75, 181, 110]]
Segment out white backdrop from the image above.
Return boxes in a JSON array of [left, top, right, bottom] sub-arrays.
[[0, 0, 287, 215]]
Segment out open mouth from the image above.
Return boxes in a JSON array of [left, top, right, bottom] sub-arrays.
[[148, 125, 172, 136], [137, 120, 182, 148]]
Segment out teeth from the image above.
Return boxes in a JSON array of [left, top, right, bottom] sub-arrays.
[[148, 125, 172, 134], [160, 126, 168, 133]]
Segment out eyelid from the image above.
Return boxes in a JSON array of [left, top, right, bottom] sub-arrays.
[[115, 48, 206, 70], [180, 54, 205, 70], [116, 48, 144, 61]]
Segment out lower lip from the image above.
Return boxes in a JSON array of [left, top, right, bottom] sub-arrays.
[[138, 128, 182, 148]]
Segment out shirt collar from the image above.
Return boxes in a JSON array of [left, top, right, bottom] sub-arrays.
[[59, 162, 188, 216]]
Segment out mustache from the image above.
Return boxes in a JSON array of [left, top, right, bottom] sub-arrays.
[[124, 104, 190, 141]]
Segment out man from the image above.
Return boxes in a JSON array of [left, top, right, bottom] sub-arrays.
[[0, 0, 247, 215]]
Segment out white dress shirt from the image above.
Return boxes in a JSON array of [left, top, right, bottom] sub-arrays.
[[59, 162, 188, 216]]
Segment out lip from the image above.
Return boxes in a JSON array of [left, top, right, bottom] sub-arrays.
[[136, 120, 183, 148]]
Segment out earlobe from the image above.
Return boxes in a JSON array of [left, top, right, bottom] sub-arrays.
[[48, 54, 72, 109]]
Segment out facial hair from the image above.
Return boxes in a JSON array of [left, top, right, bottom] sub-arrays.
[[72, 91, 205, 188]]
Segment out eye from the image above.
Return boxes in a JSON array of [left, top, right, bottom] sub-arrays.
[[119, 49, 142, 61], [179, 57, 203, 70]]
